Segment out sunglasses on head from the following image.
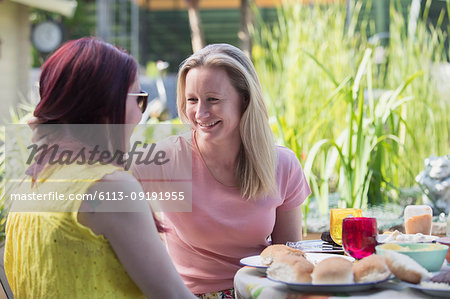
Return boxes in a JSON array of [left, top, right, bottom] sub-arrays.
[[128, 91, 149, 113]]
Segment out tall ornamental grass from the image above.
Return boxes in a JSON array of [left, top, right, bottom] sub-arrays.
[[251, 0, 449, 230]]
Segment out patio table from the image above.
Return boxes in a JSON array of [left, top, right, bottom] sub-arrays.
[[234, 264, 449, 299]]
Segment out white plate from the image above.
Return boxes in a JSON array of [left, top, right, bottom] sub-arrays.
[[240, 255, 267, 268], [267, 275, 391, 293], [286, 240, 344, 253], [239, 253, 354, 273], [239, 255, 268, 274], [377, 234, 439, 244], [403, 281, 450, 298]]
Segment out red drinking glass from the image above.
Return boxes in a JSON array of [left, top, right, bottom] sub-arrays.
[[342, 217, 378, 259]]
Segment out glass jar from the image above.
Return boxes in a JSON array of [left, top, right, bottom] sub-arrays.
[[404, 205, 433, 235], [447, 213, 450, 237]]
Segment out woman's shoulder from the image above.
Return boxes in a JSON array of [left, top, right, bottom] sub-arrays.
[[101, 169, 137, 183], [137, 131, 193, 156], [274, 145, 305, 175], [131, 131, 193, 179], [94, 170, 143, 195], [39, 163, 123, 181], [83, 170, 144, 212], [275, 145, 300, 164], [158, 131, 193, 148]]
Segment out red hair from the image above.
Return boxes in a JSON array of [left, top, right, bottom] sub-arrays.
[[35, 37, 137, 124]]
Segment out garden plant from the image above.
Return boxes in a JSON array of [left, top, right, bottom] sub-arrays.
[[251, 0, 450, 233]]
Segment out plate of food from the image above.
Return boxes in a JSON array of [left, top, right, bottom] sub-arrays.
[[267, 275, 391, 293], [377, 230, 439, 243], [267, 253, 391, 293], [240, 244, 354, 274], [403, 281, 450, 298], [401, 269, 450, 297], [240, 252, 354, 270], [240, 245, 305, 273]]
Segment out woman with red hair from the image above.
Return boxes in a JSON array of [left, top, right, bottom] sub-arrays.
[[4, 37, 195, 299]]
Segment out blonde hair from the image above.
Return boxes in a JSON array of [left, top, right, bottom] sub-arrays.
[[177, 44, 277, 199]]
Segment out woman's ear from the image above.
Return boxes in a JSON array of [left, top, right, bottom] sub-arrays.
[[242, 95, 249, 111]]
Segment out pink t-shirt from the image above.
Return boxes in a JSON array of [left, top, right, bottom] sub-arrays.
[[133, 133, 311, 294]]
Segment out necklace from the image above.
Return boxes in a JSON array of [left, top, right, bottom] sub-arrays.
[[193, 131, 238, 188]]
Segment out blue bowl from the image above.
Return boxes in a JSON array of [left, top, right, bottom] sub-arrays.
[[376, 243, 447, 272]]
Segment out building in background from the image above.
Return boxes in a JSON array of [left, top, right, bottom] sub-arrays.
[[1, 0, 447, 122], [0, 0, 76, 123]]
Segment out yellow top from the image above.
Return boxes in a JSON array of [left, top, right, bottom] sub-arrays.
[[4, 163, 145, 298]]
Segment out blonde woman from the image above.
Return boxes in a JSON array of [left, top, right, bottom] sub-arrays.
[[133, 44, 311, 298]]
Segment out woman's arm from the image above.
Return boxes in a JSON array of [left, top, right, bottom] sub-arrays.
[[271, 148, 311, 244], [78, 171, 196, 299], [271, 206, 302, 244]]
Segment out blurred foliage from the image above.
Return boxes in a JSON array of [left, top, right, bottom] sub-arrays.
[[146, 61, 160, 78], [0, 103, 34, 242], [251, 0, 450, 230]]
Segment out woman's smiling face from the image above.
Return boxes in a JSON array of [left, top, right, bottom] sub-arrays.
[[185, 66, 244, 146]]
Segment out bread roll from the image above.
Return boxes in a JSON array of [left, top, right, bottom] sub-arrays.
[[311, 257, 354, 284], [384, 250, 431, 284], [260, 244, 305, 266], [353, 254, 391, 283], [267, 255, 314, 283]]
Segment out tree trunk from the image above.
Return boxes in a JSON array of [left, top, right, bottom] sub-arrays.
[[140, 0, 151, 64], [239, 0, 253, 58], [184, 0, 205, 53], [97, 0, 112, 42]]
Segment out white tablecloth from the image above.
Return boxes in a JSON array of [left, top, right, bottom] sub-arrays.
[[234, 266, 442, 299]]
